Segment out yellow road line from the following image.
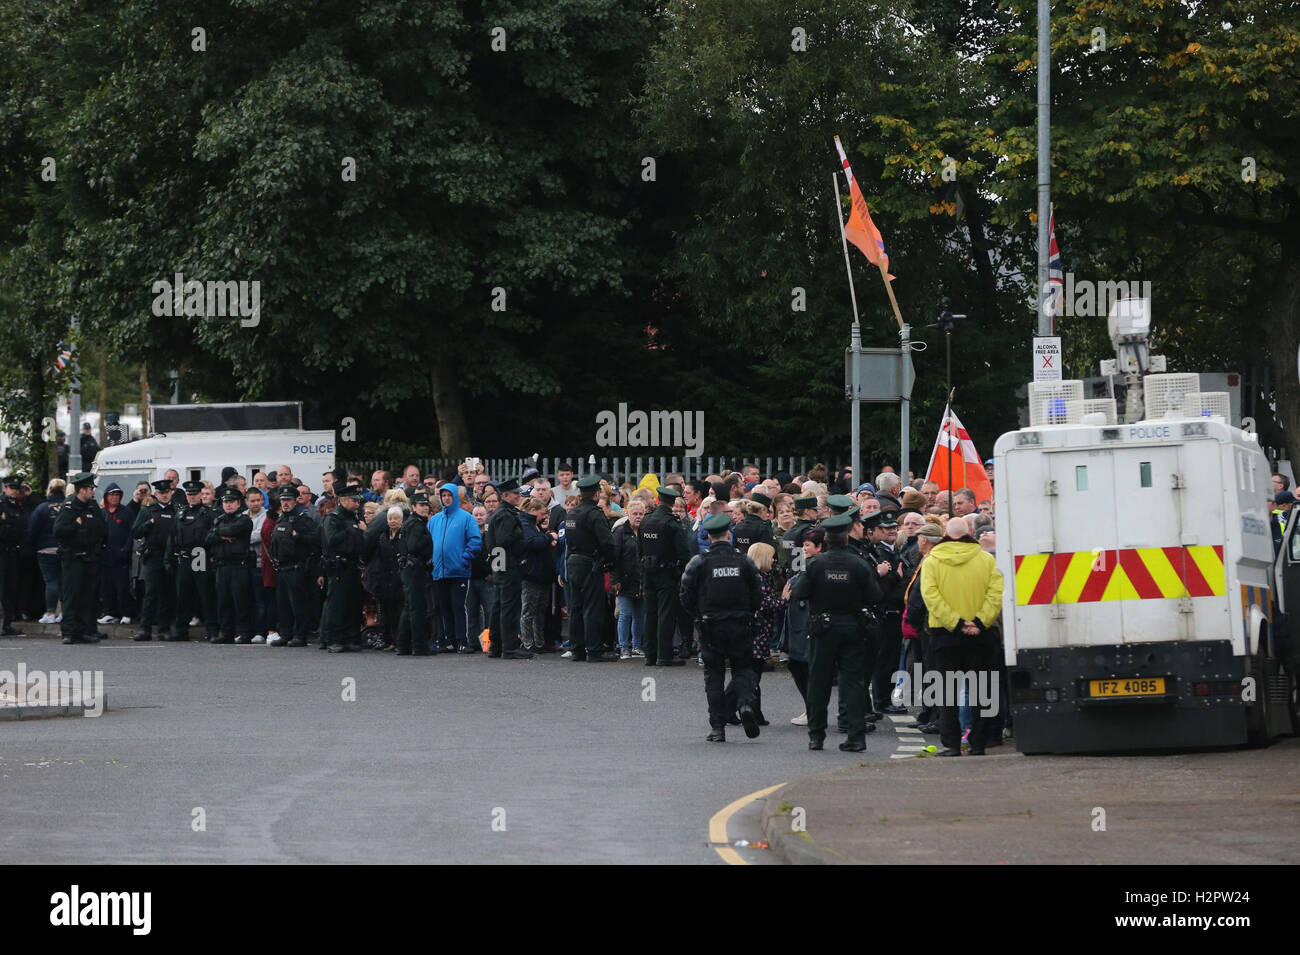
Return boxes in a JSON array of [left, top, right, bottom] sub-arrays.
[[709, 782, 787, 865]]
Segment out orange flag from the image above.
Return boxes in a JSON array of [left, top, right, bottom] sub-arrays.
[[834, 136, 893, 280]]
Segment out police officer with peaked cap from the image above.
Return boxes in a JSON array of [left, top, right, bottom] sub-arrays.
[[207, 486, 254, 643], [171, 479, 217, 641], [268, 484, 320, 647], [54, 472, 106, 644], [680, 512, 763, 742], [564, 473, 617, 661], [867, 508, 907, 714], [0, 474, 27, 635], [487, 477, 533, 659], [639, 485, 691, 666], [321, 483, 366, 652], [732, 491, 777, 557], [131, 478, 179, 640], [789, 511, 884, 751]]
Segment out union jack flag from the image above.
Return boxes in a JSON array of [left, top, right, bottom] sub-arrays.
[[53, 341, 72, 373], [1047, 206, 1063, 325]]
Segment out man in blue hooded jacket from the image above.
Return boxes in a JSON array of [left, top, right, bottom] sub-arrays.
[[429, 483, 481, 653]]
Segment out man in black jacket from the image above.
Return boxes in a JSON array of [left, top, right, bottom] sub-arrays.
[[487, 478, 534, 659], [54, 473, 106, 644], [680, 512, 763, 742], [131, 479, 178, 641], [208, 488, 254, 643], [639, 486, 691, 667], [563, 474, 616, 662], [0, 475, 27, 635]]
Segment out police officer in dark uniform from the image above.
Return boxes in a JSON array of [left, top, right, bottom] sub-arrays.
[[835, 506, 882, 732], [0, 475, 26, 635], [639, 485, 691, 667], [867, 509, 907, 714], [268, 485, 320, 647], [680, 512, 763, 742], [732, 492, 776, 555], [487, 477, 533, 659], [789, 512, 884, 751], [564, 474, 617, 662], [778, 496, 818, 583], [321, 483, 365, 652], [170, 480, 217, 641], [53, 472, 106, 645], [207, 487, 254, 643], [397, 492, 433, 656], [131, 479, 178, 641]]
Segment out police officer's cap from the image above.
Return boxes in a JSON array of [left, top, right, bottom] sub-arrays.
[[410, 491, 430, 505], [826, 494, 855, 514], [822, 512, 854, 532], [862, 510, 884, 530], [340, 484, 365, 500], [69, 471, 96, 489], [277, 486, 299, 502], [750, 491, 772, 508], [151, 479, 174, 492], [656, 485, 681, 500], [576, 474, 602, 491], [1275, 491, 1296, 506], [878, 508, 900, 527], [703, 513, 732, 533], [182, 480, 204, 495], [2, 475, 23, 489], [793, 496, 817, 510], [220, 487, 244, 503], [497, 477, 522, 494]]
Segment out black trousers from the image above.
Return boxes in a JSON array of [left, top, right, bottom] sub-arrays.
[[788, 660, 809, 706], [931, 637, 999, 751], [100, 563, 131, 618], [0, 547, 19, 626], [62, 558, 99, 640], [701, 618, 756, 728]]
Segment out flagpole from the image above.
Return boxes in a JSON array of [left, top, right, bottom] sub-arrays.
[[833, 173, 862, 491], [1036, 0, 1053, 337]]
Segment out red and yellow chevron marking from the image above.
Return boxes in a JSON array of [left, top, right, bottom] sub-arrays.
[[1013, 546, 1226, 605]]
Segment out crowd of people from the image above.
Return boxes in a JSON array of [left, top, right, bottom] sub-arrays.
[[13, 454, 1010, 753]]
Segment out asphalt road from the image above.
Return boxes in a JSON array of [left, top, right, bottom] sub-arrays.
[[0, 637, 886, 864]]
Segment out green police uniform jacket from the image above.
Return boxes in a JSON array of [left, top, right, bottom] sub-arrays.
[[321, 507, 364, 574], [563, 498, 616, 569], [53, 494, 107, 561], [487, 500, 526, 574], [638, 503, 691, 572]]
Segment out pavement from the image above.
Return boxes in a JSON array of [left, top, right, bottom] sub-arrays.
[[760, 734, 1300, 865]]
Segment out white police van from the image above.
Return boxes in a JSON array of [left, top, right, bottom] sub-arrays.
[[993, 296, 1300, 754], [91, 402, 336, 493]]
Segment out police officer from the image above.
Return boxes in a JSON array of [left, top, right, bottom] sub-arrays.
[[778, 496, 818, 583], [0, 475, 26, 635], [171, 480, 217, 641], [131, 479, 178, 641], [835, 507, 881, 732], [680, 512, 763, 742], [564, 474, 617, 662], [268, 485, 320, 647], [321, 483, 366, 652], [867, 509, 907, 714], [486, 477, 533, 659], [639, 485, 691, 667], [53, 473, 106, 645], [207, 487, 254, 643], [789, 512, 884, 751], [396, 492, 433, 656], [732, 492, 776, 555]]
